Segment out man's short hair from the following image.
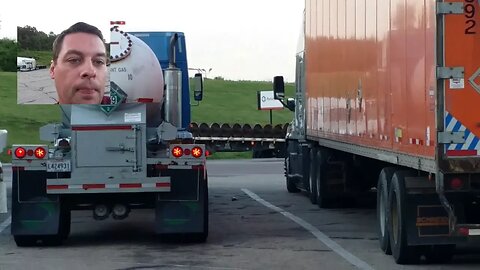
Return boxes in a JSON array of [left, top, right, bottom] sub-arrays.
[[52, 22, 104, 62]]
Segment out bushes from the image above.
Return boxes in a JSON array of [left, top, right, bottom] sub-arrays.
[[0, 38, 17, 72]]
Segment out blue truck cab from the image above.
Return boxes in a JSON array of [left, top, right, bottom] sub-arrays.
[[129, 32, 191, 129]]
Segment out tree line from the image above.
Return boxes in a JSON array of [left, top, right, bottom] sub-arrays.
[[0, 26, 57, 72], [0, 38, 16, 72], [17, 25, 57, 51]]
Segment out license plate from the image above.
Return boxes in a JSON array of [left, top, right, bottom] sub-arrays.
[[47, 160, 71, 172]]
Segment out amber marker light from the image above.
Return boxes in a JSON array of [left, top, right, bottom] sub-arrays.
[[192, 147, 203, 158], [35, 147, 46, 159], [172, 146, 183, 158]]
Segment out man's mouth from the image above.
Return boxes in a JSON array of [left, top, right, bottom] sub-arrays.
[[77, 88, 97, 94]]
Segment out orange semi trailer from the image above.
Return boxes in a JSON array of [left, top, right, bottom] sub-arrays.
[[274, 0, 480, 264]]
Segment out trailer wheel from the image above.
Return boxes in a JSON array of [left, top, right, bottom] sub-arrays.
[[424, 244, 455, 263], [388, 171, 421, 264], [14, 236, 38, 247], [315, 148, 332, 208], [377, 167, 396, 255], [308, 147, 318, 204], [61, 209, 71, 240], [285, 157, 299, 193]]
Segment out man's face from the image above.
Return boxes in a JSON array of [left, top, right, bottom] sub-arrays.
[[50, 32, 107, 104]]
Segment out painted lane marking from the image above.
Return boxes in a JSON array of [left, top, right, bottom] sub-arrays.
[[0, 216, 11, 234], [242, 188, 375, 270]]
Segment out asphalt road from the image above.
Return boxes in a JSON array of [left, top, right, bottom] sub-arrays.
[[16, 69, 111, 105], [17, 69, 58, 104], [1, 159, 480, 270]]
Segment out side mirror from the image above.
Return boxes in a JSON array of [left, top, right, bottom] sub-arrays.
[[0, 129, 7, 153], [273, 76, 285, 100], [193, 73, 204, 101]]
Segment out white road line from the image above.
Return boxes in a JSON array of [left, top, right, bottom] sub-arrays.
[[0, 216, 11, 234], [242, 188, 375, 270]]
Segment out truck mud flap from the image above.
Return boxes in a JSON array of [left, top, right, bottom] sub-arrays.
[[11, 171, 62, 236], [155, 170, 208, 235], [405, 193, 466, 246]]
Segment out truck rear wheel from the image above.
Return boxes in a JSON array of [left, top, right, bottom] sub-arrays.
[[285, 157, 299, 193], [14, 236, 38, 247], [308, 147, 318, 204], [316, 148, 332, 208], [388, 171, 421, 264], [377, 167, 396, 255]]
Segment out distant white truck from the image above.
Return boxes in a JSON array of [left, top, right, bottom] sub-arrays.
[[0, 129, 7, 214], [17, 57, 37, 71]]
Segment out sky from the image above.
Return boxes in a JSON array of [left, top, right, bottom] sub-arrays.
[[0, 0, 304, 82]]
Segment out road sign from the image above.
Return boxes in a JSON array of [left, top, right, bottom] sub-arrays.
[[257, 91, 283, 110]]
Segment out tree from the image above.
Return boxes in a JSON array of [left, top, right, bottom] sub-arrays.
[[0, 38, 17, 72], [17, 25, 57, 51]]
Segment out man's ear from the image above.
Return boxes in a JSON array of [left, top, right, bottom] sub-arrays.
[[49, 60, 55, 79]]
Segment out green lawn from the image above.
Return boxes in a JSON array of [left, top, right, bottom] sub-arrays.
[[0, 72, 60, 161], [0, 72, 294, 162], [191, 79, 294, 125], [18, 49, 52, 66]]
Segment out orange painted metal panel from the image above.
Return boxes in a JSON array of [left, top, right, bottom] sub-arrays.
[[305, 0, 438, 158], [443, 0, 480, 156]]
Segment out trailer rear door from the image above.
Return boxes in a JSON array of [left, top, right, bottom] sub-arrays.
[[440, 0, 480, 163]]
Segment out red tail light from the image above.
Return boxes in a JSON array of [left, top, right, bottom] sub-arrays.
[[15, 147, 26, 159], [450, 177, 464, 190], [172, 146, 183, 158], [27, 149, 34, 156], [34, 147, 46, 159], [192, 147, 203, 158], [184, 148, 191, 156], [7, 149, 12, 155]]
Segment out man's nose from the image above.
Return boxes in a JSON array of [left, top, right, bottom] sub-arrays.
[[80, 60, 96, 78]]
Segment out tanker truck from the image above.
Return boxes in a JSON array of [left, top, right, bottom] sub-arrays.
[[275, 0, 480, 264], [16, 57, 37, 71], [10, 24, 208, 246]]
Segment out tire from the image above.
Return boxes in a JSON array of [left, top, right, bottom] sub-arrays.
[[14, 236, 38, 247], [388, 171, 421, 264], [285, 157, 300, 193], [377, 167, 396, 255], [61, 209, 71, 240], [424, 244, 455, 263], [308, 147, 318, 204], [315, 148, 331, 208]]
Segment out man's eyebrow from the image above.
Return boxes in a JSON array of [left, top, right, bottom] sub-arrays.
[[63, 50, 107, 58]]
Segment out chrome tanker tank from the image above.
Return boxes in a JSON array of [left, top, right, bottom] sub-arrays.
[[109, 26, 164, 126]]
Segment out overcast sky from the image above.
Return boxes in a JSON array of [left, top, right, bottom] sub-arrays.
[[0, 0, 304, 82]]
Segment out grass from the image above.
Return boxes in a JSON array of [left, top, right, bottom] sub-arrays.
[[0, 72, 61, 162], [17, 49, 52, 66], [191, 79, 294, 125], [0, 71, 294, 162]]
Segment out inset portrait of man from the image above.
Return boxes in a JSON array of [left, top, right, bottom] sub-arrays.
[[49, 22, 108, 104]]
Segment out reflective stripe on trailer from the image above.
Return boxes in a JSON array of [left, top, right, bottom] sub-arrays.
[[46, 181, 171, 194], [445, 112, 480, 156]]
